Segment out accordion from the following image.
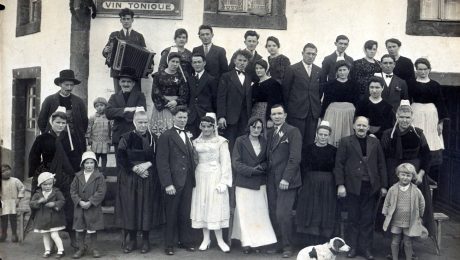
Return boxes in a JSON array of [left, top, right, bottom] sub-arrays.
[[105, 38, 155, 78]]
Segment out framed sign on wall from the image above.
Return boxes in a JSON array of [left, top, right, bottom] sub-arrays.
[[96, 0, 183, 19]]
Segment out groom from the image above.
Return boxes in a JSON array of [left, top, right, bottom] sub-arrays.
[[156, 106, 198, 256]]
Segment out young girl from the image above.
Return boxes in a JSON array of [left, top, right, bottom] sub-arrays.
[[70, 151, 107, 258], [382, 163, 426, 260], [1, 164, 25, 243], [30, 171, 66, 258], [86, 97, 111, 174]]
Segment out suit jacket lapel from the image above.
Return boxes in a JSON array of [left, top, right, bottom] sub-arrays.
[[230, 71, 245, 94], [196, 72, 208, 95], [116, 91, 127, 106], [171, 130, 188, 154], [242, 136, 257, 159], [296, 62, 310, 81], [351, 136, 364, 159], [271, 124, 287, 151]]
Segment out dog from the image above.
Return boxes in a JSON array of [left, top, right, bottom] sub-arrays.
[[297, 237, 350, 260]]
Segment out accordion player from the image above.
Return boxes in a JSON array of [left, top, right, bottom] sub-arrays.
[[105, 37, 155, 78]]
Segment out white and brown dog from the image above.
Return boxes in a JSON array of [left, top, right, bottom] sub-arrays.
[[297, 237, 350, 260]]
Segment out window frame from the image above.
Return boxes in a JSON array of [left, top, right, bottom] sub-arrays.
[[16, 0, 41, 37], [406, 0, 460, 37], [203, 0, 287, 30]]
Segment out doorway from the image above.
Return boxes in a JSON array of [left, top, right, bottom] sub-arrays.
[[11, 67, 41, 180]]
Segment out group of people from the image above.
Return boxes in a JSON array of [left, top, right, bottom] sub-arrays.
[[1, 7, 447, 260]]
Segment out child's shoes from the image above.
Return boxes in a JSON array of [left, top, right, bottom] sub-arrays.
[[42, 251, 51, 258], [55, 251, 65, 259]]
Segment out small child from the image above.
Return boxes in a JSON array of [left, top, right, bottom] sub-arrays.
[[382, 163, 426, 260], [0, 164, 25, 243], [86, 97, 112, 174], [30, 171, 66, 258], [70, 151, 107, 258]]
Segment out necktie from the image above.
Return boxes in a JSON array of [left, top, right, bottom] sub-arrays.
[[307, 65, 312, 76], [126, 29, 130, 37], [386, 74, 393, 78], [174, 127, 184, 134], [204, 45, 209, 55], [195, 73, 200, 81]]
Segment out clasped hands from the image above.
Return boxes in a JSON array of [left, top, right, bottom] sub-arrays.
[[37, 197, 58, 209], [337, 185, 387, 198], [79, 200, 92, 210], [132, 162, 152, 178]]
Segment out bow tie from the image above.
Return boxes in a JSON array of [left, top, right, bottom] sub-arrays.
[[174, 127, 185, 134], [386, 74, 393, 78], [236, 69, 245, 75]]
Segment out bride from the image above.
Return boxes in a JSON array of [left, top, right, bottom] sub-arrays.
[[190, 113, 232, 252]]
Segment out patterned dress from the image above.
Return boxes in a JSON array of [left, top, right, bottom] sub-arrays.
[[86, 113, 111, 154], [351, 58, 381, 98], [158, 47, 193, 77], [190, 136, 232, 230], [150, 70, 189, 136]]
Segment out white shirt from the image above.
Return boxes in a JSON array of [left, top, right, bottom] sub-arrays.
[[336, 51, 345, 61], [84, 171, 93, 182], [203, 43, 213, 54], [236, 70, 245, 85], [382, 72, 393, 87], [174, 125, 186, 143], [123, 28, 131, 37], [195, 70, 205, 80], [42, 190, 52, 199], [302, 61, 312, 76]]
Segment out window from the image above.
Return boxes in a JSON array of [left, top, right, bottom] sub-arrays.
[[406, 0, 460, 37], [204, 0, 286, 30], [420, 0, 460, 21], [16, 0, 41, 37]]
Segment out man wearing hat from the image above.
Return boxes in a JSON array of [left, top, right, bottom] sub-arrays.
[[38, 69, 88, 153], [106, 67, 146, 156], [102, 8, 146, 93]]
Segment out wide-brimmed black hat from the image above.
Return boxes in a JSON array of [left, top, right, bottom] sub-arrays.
[[116, 67, 137, 81], [0, 4, 5, 10], [54, 69, 81, 86]]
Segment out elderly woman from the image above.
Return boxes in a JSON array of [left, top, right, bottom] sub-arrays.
[[252, 59, 284, 128], [265, 36, 291, 84], [351, 40, 381, 100], [190, 115, 232, 253], [231, 117, 277, 254], [321, 60, 359, 147], [151, 52, 189, 136], [158, 28, 193, 76], [296, 121, 337, 241], [29, 107, 83, 248], [115, 108, 164, 254]]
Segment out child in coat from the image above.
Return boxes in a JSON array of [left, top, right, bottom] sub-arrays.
[[70, 151, 107, 258], [86, 97, 111, 174], [30, 171, 66, 258], [382, 163, 426, 260], [0, 164, 25, 242]]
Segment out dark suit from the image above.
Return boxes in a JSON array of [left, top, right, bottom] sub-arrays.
[[232, 135, 267, 190], [283, 61, 322, 148], [156, 127, 197, 247], [193, 44, 228, 111], [217, 69, 252, 151], [185, 71, 216, 139], [37, 92, 88, 152], [266, 123, 302, 249], [334, 135, 387, 250], [105, 90, 146, 147], [228, 50, 263, 83], [373, 72, 409, 113], [102, 29, 146, 92], [320, 52, 354, 83]]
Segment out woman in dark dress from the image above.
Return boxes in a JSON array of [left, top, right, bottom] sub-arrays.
[[116, 109, 164, 254], [321, 60, 359, 147], [265, 36, 291, 84], [151, 52, 189, 136], [355, 76, 395, 139], [252, 59, 284, 129], [351, 40, 381, 100], [28, 107, 83, 248], [158, 28, 193, 76], [296, 121, 337, 240]]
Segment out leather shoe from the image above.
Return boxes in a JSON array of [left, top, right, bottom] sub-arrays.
[[123, 240, 136, 253], [364, 250, 374, 260], [178, 242, 195, 252], [164, 247, 174, 255], [242, 246, 251, 254], [282, 249, 293, 258], [347, 248, 357, 258], [141, 241, 150, 254]]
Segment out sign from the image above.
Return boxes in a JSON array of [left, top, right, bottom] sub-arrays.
[[96, 0, 183, 19]]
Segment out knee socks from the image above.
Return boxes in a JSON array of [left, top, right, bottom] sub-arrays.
[[50, 231, 64, 253]]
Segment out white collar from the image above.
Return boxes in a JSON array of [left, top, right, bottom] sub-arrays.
[[399, 184, 410, 191], [195, 70, 205, 79], [416, 78, 430, 83], [336, 51, 345, 57], [174, 125, 185, 131], [369, 97, 383, 104], [203, 43, 213, 48]]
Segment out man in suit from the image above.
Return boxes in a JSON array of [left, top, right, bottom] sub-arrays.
[[385, 38, 415, 85], [192, 25, 229, 111], [228, 30, 263, 82], [157, 106, 197, 256], [373, 54, 409, 112], [320, 35, 354, 84], [102, 8, 146, 93], [283, 43, 322, 150], [334, 116, 388, 260], [217, 49, 253, 152], [186, 53, 216, 139], [106, 67, 146, 156], [37, 69, 88, 153], [266, 104, 302, 258]]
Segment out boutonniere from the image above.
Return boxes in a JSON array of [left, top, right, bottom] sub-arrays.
[[395, 86, 402, 91], [278, 131, 284, 138], [186, 131, 193, 139], [281, 138, 289, 144]]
